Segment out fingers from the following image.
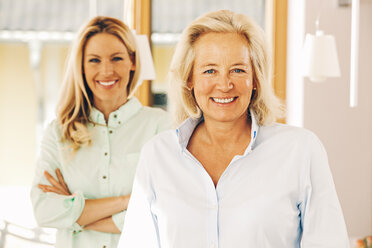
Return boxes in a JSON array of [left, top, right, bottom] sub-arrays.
[[42, 170, 71, 196], [38, 184, 69, 195], [56, 169, 71, 194], [44, 171, 65, 192]]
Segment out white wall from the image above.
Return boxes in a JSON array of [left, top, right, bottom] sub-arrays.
[[0, 44, 67, 186], [300, 0, 372, 238]]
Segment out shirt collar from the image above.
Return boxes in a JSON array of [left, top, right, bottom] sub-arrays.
[[89, 97, 142, 127], [176, 109, 260, 152]]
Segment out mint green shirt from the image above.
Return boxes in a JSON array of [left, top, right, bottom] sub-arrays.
[[30, 97, 169, 248]]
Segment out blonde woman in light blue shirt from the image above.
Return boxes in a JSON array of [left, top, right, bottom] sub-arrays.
[[30, 16, 168, 248], [119, 10, 350, 248]]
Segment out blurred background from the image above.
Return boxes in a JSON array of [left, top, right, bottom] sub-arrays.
[[0, 0, 371, 247]]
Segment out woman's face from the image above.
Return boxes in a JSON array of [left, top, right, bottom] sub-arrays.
[[190, 32, 255, 124], [83, 33, 135, 108]]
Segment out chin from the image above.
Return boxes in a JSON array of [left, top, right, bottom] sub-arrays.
[[205, 111, 248, 123]]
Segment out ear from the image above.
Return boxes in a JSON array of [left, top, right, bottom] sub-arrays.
[[130, 53, 136, 71], [130, 63, 136, 71], [187, 80, 194, 91], [252, 73, 257, 90]]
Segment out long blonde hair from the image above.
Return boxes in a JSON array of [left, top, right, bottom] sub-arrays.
[[57, 16, 141, 150], [168, 10, 284, 126]]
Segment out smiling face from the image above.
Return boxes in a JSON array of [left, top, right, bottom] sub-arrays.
[[83, 33, 135, 110], [190, 32, 255, 124]]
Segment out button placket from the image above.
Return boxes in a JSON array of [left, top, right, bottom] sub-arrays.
[[101, 126, 110, 191], [208, 189, 219, 248]]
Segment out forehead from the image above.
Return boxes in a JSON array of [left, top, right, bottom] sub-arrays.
[[193, 32, 250, 65], [84, 33, 128, 54]]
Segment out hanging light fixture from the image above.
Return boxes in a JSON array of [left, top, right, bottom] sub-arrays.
[[135, 34, 156, 82], [128, 34, 156, 97], [123, 0, 156, 97], [303, 20, 341, 82]]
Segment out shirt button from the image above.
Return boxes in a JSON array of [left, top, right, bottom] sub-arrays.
[[114, 114, 117, 118], [103, 246, 107, 248], [118, 121, 121, 125], [103, 175, 107, 179], [104, 152, 108, 156], [109, 130, 113, 134]]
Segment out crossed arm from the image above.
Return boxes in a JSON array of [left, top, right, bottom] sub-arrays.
[[38, 169, 130, 234]]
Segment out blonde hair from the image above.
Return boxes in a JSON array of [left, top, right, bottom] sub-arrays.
[[168, 10, 284, 126], [57, 16, 141, 150]]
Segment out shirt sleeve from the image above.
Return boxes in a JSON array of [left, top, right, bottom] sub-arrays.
[[30, 121, 85, 232], [117, 145, 160, 248], [112, 210, 127, 232], [300, 133, 350, 247]]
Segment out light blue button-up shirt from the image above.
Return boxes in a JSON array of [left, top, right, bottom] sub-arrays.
[[31, 97, 169, 248], [118, 111, 350, 248]]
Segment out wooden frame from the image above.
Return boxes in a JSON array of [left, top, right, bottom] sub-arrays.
[[266, 0, 288, 123], [133, 0, 152, 106]]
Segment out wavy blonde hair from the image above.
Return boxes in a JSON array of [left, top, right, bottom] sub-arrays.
[[57, 16, 141, 150], [168, 10, 284, 126]]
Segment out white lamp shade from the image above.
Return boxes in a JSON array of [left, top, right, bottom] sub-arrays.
[[303, 31, 341, 82], [135, 34, 156, 82]]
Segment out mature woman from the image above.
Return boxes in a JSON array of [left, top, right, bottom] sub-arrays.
[[118, 10, 349, 248], [30, 16, 168, 248]]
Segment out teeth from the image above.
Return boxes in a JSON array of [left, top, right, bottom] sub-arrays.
[[98, 80, 116, 86], [212, 97, 235, 103]]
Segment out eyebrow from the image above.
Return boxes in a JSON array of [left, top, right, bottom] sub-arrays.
[[231, 62, 250, 67], [200, 63, 218, 67], [199, 62, 250, 67], [86, 52, 126, 57]]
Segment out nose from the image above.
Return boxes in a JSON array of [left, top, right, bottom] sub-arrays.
[[101, 60, 114, 76], [216, 74, 233, 92]]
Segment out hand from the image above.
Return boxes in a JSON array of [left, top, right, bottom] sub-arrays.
[[38, 169, 71, 196]]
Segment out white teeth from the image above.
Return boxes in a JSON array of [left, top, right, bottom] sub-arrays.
[[98, 80, 116, 86], [212, 97, 235, 103]]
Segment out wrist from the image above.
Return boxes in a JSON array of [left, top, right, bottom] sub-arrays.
[[120, 195, 130, 211]]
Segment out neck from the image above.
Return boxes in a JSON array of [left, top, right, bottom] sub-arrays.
[[200, 114, 252, 145], [94, 97, 128, 122]]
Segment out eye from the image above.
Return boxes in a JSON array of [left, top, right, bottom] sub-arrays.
[[88, 58, 100, 63], [204, 69, 215, 74], [112, 57, 123, 62], [232, 68, 245, 73]]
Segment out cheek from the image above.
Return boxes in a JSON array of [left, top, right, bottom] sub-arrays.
[[193, 78, 214, 94], [118, 67, 132, 83], [193, 79, 214, 105], [238, 78, 253, 92], [83, 63, 95, 79], [118, 62, 133, 76]]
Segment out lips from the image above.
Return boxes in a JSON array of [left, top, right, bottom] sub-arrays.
[[211, 97, 237, 103]]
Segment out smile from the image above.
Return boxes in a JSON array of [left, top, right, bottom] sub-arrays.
[[97, 80, 118, 86], [211, 97, 237, 103]]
